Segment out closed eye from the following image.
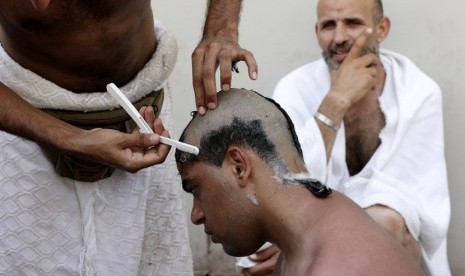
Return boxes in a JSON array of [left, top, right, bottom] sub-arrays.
[[320, 20, 336, 30]]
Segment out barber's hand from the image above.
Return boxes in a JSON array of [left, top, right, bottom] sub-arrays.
[[192, 35, 257, 115], [72, 106, 170, 173], [329, 28, 381, 108], [242, 245, 280, 276]]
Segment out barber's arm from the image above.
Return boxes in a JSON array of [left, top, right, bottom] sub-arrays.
[[0, 82, 170, 172], [192, 0, 257, 115]]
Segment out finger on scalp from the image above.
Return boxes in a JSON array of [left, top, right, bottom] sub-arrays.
[[192, 48, 207, 112], [202, 44, 222, 109], [346, 28, 373, 61], [218, 50, 233, 91]]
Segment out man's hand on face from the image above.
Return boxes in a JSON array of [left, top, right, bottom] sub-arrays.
[[329, 28, 381, 108]]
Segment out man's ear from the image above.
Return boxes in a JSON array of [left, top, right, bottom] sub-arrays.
[[376, 16, 391, 44], [225, 146, 252, 188], [29, 0, 52, 12]]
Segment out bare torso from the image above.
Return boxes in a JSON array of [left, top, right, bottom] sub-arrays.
[[0, 0, 156, 92]]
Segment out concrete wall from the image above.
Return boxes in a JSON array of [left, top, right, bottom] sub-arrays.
[[151, 0, 465, 275]]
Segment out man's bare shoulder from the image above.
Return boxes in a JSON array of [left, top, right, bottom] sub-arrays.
[[305, 247, 423, 276]]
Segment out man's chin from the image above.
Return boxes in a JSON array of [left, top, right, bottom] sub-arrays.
[[221, 244, 240, 257]]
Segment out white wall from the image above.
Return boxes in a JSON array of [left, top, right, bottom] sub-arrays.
[[152, 1, 465, 275]]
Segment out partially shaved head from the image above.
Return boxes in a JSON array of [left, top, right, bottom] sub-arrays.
[[176, 89, 304, 175]]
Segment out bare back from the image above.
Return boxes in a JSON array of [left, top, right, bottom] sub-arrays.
[[0, 0, 156, 92], [273, 192, 423, 276]]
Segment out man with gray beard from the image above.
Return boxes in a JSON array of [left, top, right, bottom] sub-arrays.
[[242, 0, 450, 275]]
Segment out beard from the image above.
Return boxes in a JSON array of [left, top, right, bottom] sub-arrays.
[[322, 41, 380, 70]]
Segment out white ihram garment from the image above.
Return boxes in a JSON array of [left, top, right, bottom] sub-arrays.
[[0, 21, 193, 276]]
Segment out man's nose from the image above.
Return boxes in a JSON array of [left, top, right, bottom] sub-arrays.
[[334, 24, 348, 44], [191, 198, 205, 225]]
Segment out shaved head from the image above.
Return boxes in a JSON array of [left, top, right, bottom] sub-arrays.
[[176, 89, 304, 174]]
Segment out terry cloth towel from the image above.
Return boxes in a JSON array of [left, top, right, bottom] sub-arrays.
[[0, 21, 193, 276], [273, 49, 451, 276]]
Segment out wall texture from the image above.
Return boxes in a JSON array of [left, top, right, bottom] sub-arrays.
[[151, 0, 465, 275]]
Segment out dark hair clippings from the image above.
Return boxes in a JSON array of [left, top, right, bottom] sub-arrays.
[[300, 178, 332, 198]]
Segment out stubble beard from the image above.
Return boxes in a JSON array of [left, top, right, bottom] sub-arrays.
[[322, 41, 380, 70]]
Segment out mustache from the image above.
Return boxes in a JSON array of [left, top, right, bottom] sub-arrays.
[[329, 41, 379, 56], [330, 41, 353, 53]]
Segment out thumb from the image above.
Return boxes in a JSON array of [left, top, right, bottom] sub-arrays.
[[345, 28, 373, 62], [125, 132, 160, 149]]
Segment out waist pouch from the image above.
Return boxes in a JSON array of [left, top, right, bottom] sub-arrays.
[[41, 89, 164, 182]]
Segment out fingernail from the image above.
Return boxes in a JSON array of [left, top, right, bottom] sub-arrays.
[[207, 102, 216, 109], [249, 254, 258, 260], [198, 106, 206, 115], [222, 84, 230, 91], [251, 72, 257, 80], [149, 134, 158, 143]]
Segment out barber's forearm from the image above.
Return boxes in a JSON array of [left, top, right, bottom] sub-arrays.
[[0, 81, 83, 151], [203, 0, 242, 40]]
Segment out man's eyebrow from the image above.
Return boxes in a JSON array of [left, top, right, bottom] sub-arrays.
[[343, 17, 365, 24], [318, 18, 334, 26]]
